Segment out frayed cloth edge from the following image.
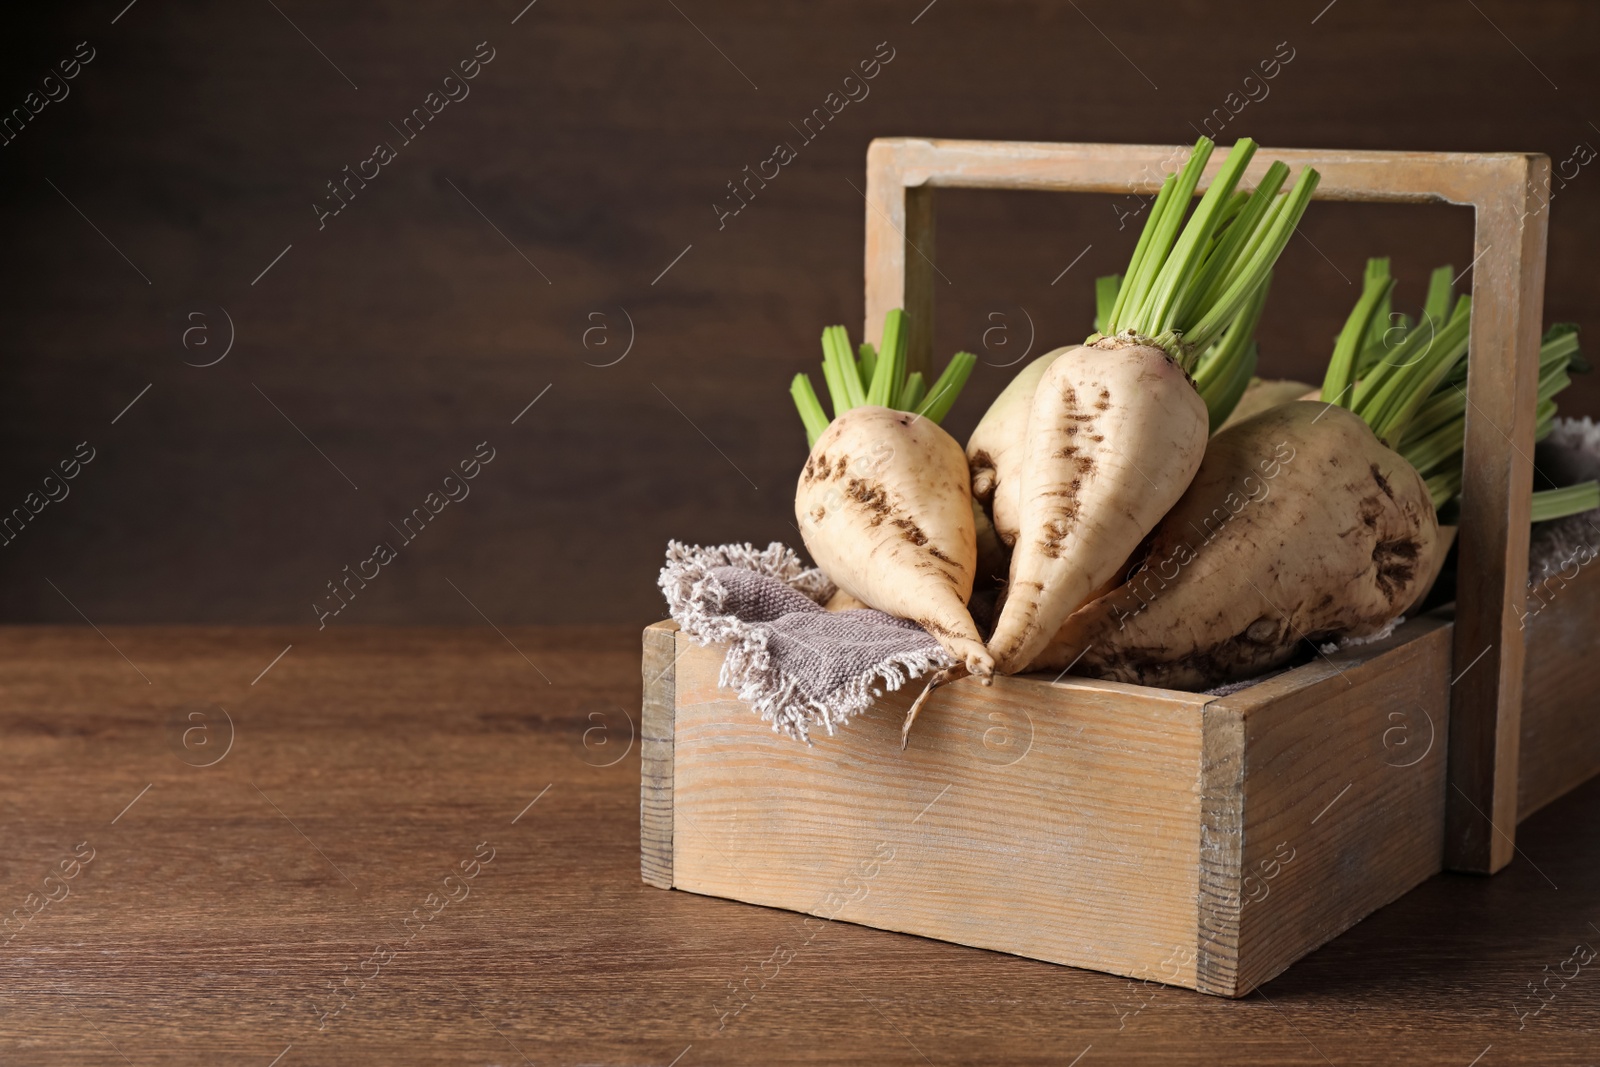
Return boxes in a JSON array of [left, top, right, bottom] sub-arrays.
[[658, 541, 950, 743]]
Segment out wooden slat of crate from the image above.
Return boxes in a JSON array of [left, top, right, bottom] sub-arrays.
[[641, 621, 677, 889], [647, 613, 1458, 995], [666, 624, 1211, 987], [1202, 617, 1453, 996]]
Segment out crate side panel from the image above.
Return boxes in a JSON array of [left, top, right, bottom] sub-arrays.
[[640, 622, 678, 889], [672, 639, 1207, 987], [1195, 706, 1245, 997], [1226, 620, 1452, 994], [1520, 558, 1600, 820]]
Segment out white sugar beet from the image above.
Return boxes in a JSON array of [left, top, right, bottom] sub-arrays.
[[796, 406, 993, 678], [986, 338, 1209, 674], [1029, 402, 1440, 689], [966, 348, 1070, 547]]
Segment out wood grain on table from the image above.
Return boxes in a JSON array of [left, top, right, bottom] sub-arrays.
[[1, 626, 1596, 1065]]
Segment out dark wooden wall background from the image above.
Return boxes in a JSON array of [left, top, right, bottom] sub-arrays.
[[1, 0, 1596, 626]]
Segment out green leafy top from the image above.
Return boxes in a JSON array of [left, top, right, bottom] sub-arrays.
[[1094, 136, 1320, 372], [790, 309, 977, 446], [1320, 258, 1595, 520], [1095, 269, 1272, 433]]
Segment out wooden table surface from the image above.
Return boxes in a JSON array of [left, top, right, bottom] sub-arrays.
[[3, 626, 1597, 1066]]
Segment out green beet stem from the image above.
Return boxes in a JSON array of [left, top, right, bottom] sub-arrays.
[[1207, 342, 1259, 434], [1107, 173, 1180, 331], [1094, 274, 1122, 336], [1350, 295, 1466, 426], [1214, 188, 1252, 231], [1195, 191, 1289, 327], [1181, 167, 1320, 357], [1355, 260, 1399, 374], [1536, 397, 1559, 442], [1139, 138, 1257, 335], [915, 352, 976, 424], [1542, 323, 1581, 369], [1321, 259, 1394, 407], [1332, 265, 1587, 518], [1195, 272, 1271, 429], [1421, 265, 1454, 331], [1539, 362, 1572, 406], [791, 373, 831, 446], [827, 325, 865, 409], [1425, 468, 1463, 510], [1104, 137, 1318, 374], [818, 330, 853, 418], [857, 342, 878, 391], [792, 309, 976, 441], [1531, 482, 1600, 522], [1188, 161, 1289, 315], [1366, 295, 1472, 446], [869, 310, 906, 407], [1116, 140, 1216, 337], [1400, 414, 1465, 476], [1402, 388, 1466, 445], [896, 371, 926, 411]]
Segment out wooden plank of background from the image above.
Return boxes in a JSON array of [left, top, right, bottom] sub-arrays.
[[671, 633, 1210, 988], [6, 2, 1600, 630], [1214, 617, 1453, 995], [640, 620, 678, 889], [1445, 155, 1550, 872], [1195, 701, 1245, 997]]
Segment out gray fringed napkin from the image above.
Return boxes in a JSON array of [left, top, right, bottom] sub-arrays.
[[658, 542, 952, 742]]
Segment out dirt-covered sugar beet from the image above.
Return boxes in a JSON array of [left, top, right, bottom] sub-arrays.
[[1028, 402, 1440, 689], [796, 405, 993, 678], [986, 338, 1209, 674]]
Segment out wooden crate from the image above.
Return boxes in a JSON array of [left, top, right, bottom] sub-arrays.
[[644, 616, 1454, 996], [641, 140, 1583, 995]]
